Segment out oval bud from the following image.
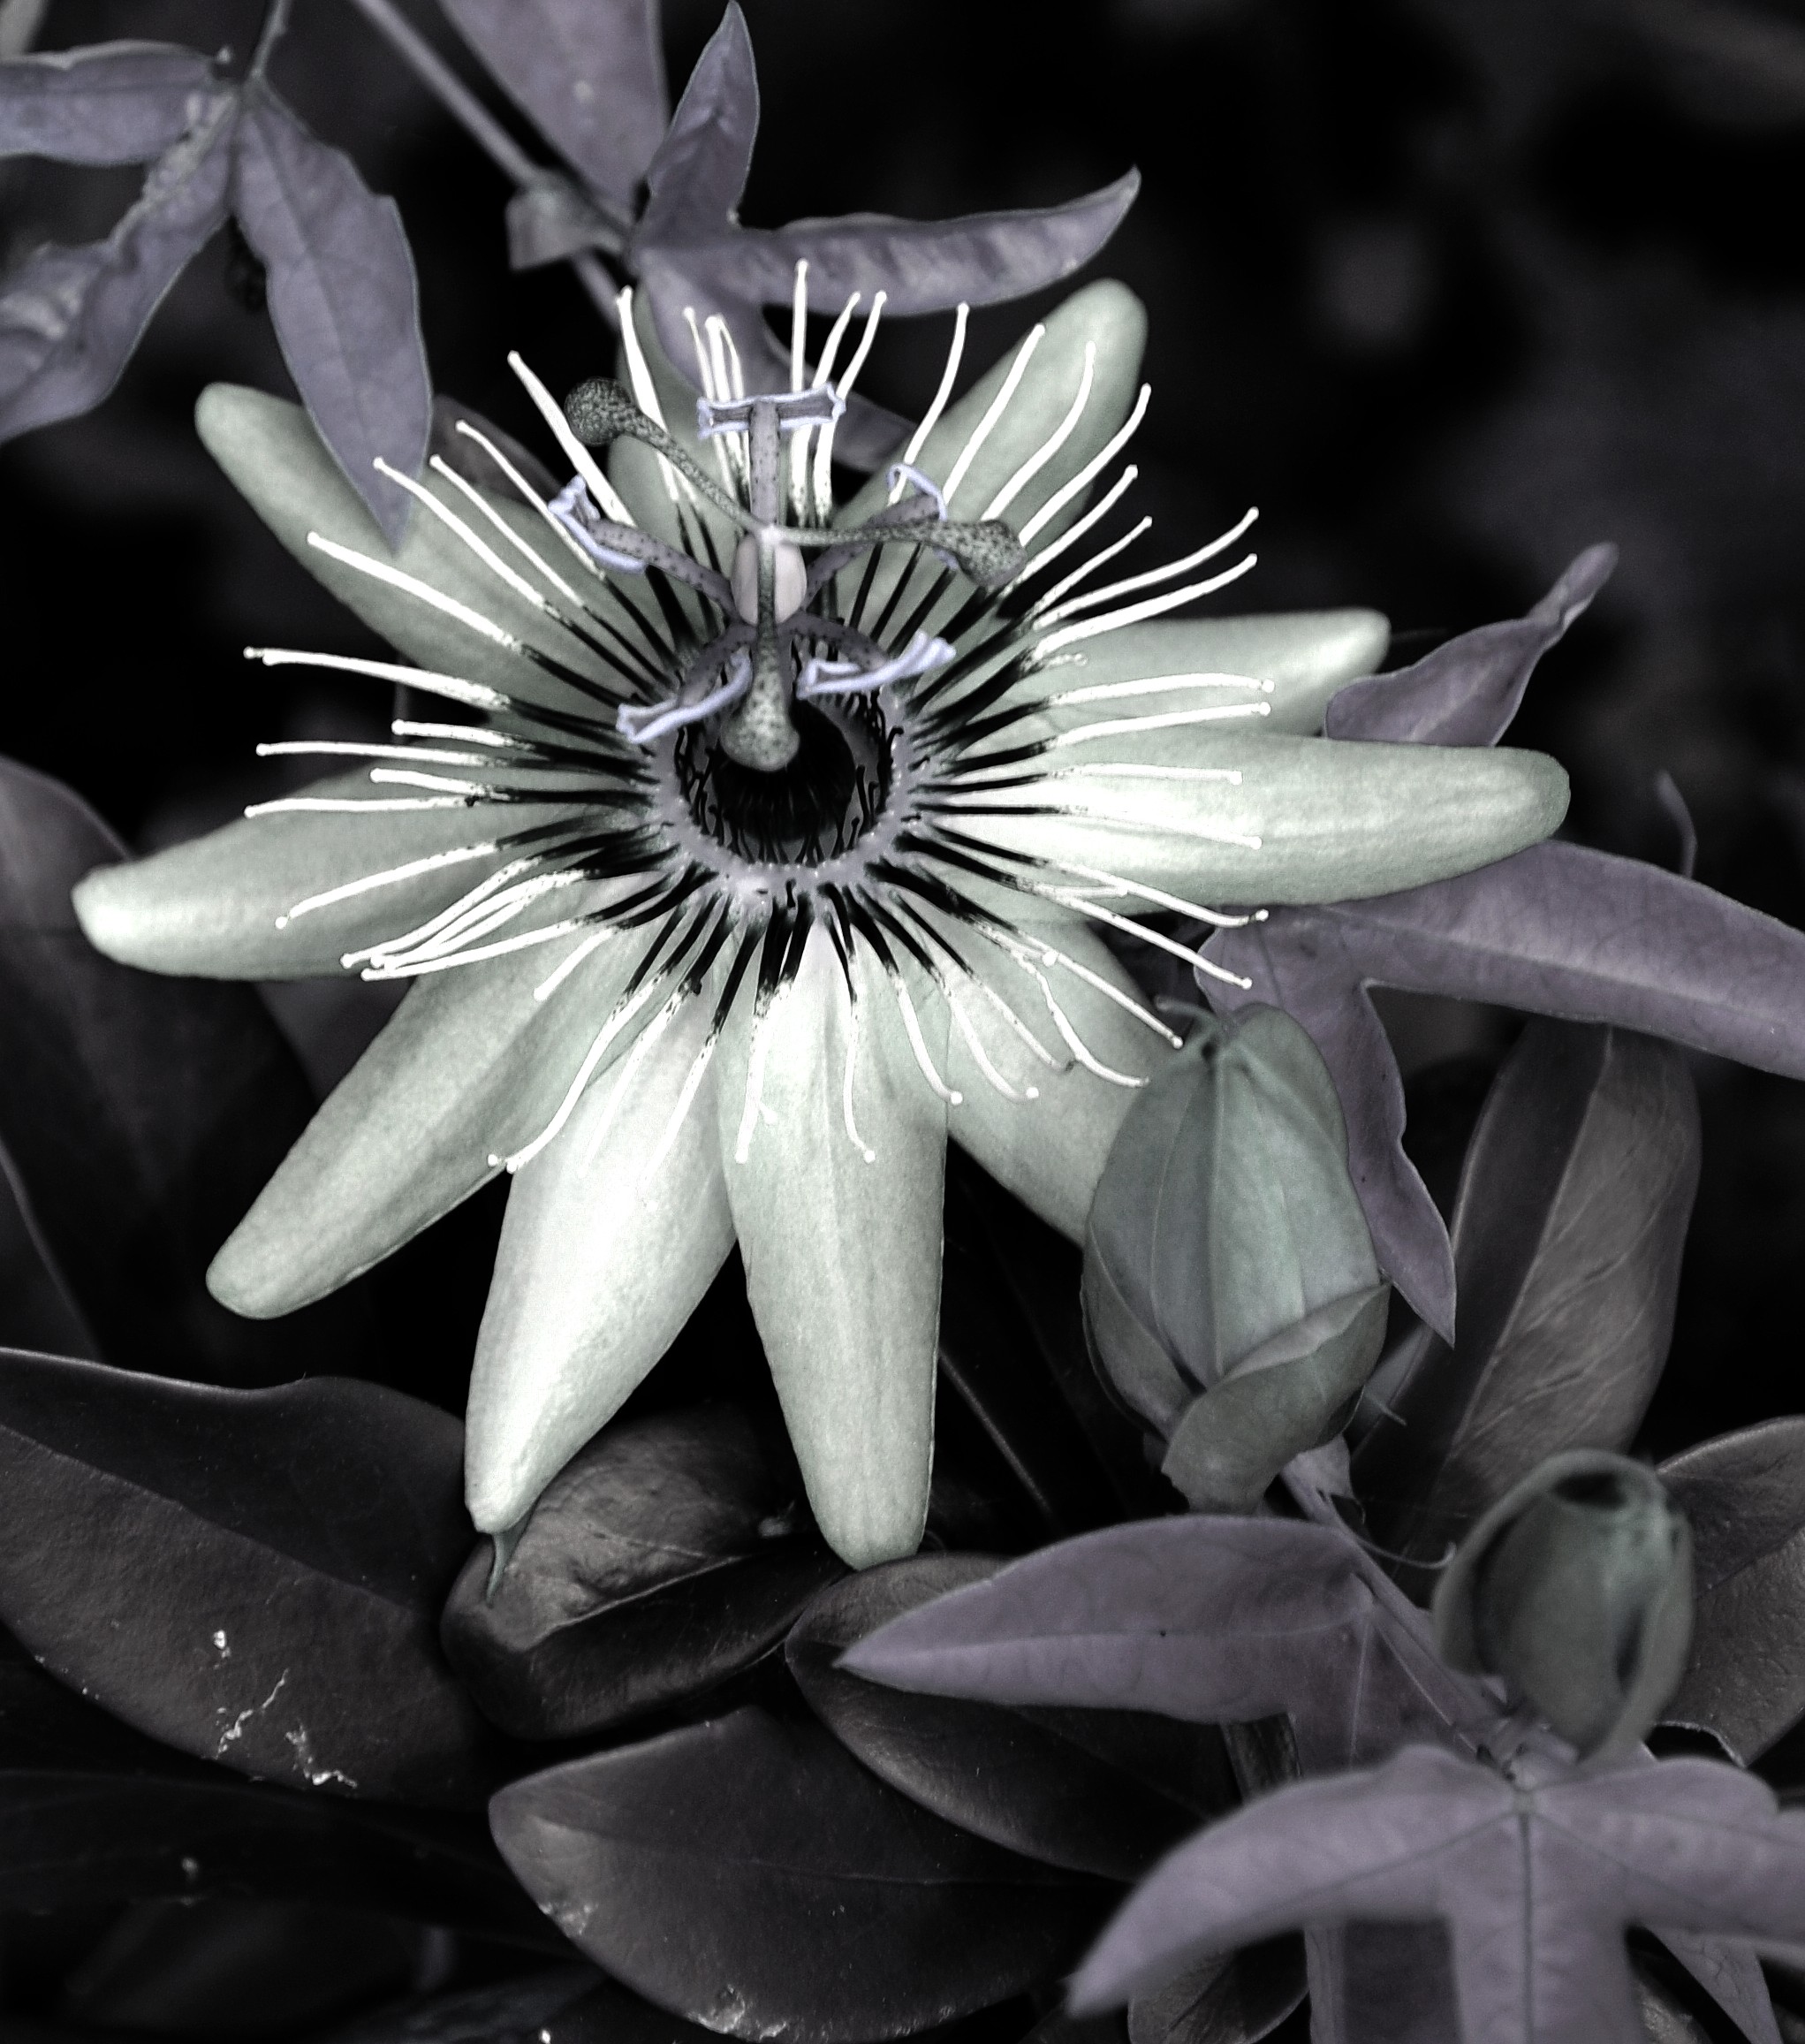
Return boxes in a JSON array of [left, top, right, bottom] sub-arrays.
[[1434, 1448, 1693, 1758], [1082, 1006, 1388, 1509]]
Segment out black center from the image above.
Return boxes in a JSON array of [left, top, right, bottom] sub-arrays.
[[681, 702, 890, 864]]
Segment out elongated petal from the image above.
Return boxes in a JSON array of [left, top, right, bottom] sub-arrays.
[[717, 929, 947, 1569], [195, 384, 654, 712], [465, 989, 735, 1533], [958, 733, 1569, 906], [943, 913, 1174, 1241], [0, 41, 213, 164], [73, 773, 583, 978], [209, 923, 657, 1315]]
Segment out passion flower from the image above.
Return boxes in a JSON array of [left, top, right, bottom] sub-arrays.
[[74, 278, 1567, 1566]]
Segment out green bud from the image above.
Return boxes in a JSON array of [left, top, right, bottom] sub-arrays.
[[1082, 1006, 1389, 1511], [1434, 1449, 1693, 1759]]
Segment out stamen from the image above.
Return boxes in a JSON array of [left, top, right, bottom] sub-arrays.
[[362, 916, 588, 979], [617, 286, 694, 509], [504, 967, 673, 1171], [1050, 703, 1271, 744], [888, 304, 969, 505], [245, 795, 473, 816], [1034, 888, 1254, 991], [682, 307, 718, 400], [838, 971, 876, 1163], [1032, 551, 1260, 656], [452, 420, 637, 585], [1033, 509, 1260, 628], [942, 324, 1043, 510], [534, 926, 617, 1001], [733, 1002, 780, 1164], [368, 768, 488, 795], [275, 840, 498, 927], [507, 351, 636, 525], [1008, 466, 1137, 587], [579, 993, 682, 1171], [344, 857, 538, 965], [969, 914, 1181, 1049], [789, 259, 809, 394], [795, 631, 952, 703], [618, 650, 751, 744], [887, 465, 947, 519], [706, 315, 746, 401], [949, 991, 1035, 1101], [1018, 384, 1151, 546], [990, 939, 1148, 1084], [982, 341, 1095, 521], [1050, 857, 1255, 927], [1050, 672, 1271, 705], [392, 720, 522, 747]]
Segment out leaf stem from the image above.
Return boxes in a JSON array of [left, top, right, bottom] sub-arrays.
[[250, 0, 293, 77], [344, 0, 621, 328]]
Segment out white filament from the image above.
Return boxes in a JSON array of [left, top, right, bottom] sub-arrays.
[[304, 535, 518, 650], [428, 454, 588, 609], [789, 260, 809, 392], [1008, 466, 1138, 587], [942, 324, 1043, 510], [982, 342, 1095, 522], [1028, 516, 1152, 617], [1032, 551, 1259, 656], [1050, 671, 1271, 705], [245, 648, 506, 711], [507, 351, 635, 525], [1034, 508, 1261, 629], [275, 841, 497, 928], [1018, 384, 1151, 546], [813, 292, 885, 508], [889, 304, 969, 505]]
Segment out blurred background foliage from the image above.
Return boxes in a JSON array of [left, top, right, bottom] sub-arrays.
[[4, 0, 1804, 1455]]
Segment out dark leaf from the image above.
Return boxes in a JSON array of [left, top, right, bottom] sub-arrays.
[[1202, 840, 1789, 1336], [0, 756, 367, 1382], [231, 84, 431, 545], [0, 39, 213, 164], [61, 1897, 428, 2036], [489, 1706, 1109, 2044], [1323, 546, 1616, 747], [0, 1349, 489, 1805], [0, 1630, 554, 1943], [787, 1558, 1236, 1881], [1432, 1450, 1694, 1758], [841, 1516, 1497, 1774], [315, 1969, 601, 2044], [1126, 1936, 1306, 2044], [538, 1972, 755, 2044], [1351, 1022, 1699, 1568], [630, 5, 1138, 468], [1068, 1746, 1795, 2044], [437, 0, 665, 213], [442, 1405, 843, 1740], [1660, 1418, 1805, 1762], [0, 94, 234, 439]]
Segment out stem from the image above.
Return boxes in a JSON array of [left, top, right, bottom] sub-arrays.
[[250, 0, 293, 76], [345, 0, 626, 329]]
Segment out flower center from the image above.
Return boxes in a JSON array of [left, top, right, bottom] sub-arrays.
[[674, 694, 892, 867]]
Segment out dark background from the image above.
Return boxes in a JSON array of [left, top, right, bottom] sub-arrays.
[[4, 0, 1805, 1452]]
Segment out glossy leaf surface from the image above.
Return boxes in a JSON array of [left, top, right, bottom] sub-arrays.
[[0, 756, 365, 1382], [490, 1706, 1108, 2043], [843, 1516, 1496, 1774], [1071, 1746, 1795, 2044], [443, 1405, 843, 1739], [0, 1350, 488, 1804], [1661, 1417, 1805, 1762], [788, 1558, 1235, 1881], [231, 84, 431, 545], [1353, 1022, 1698, 1569], [1126, 1937, 1306, 2044]]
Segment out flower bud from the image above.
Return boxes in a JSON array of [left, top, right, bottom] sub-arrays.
[[1082, 1006, 1388, 1510], [1434, 1449, 1693, 1758]]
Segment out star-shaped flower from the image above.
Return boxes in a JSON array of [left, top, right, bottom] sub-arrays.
[[72, 280, 1567, 1566]]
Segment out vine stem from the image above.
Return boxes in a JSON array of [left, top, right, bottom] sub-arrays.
[[251, 0, 294, 76], [344, 0, 622, 328]]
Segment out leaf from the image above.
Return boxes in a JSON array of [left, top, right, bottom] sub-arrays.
[[441, 1405, 844, 1740], [1202, 840, 1796, 1338], [0, 1349, 489, 1805], [1323, 546, 1617, 747], [0, 39, 213, 163], [1126, 1937, 1306, 2044], [489, 1706, 1111, 2044], [313, 1969, 603, 2044], [437, 0, 666, 213], [1068, 1745, 1799, 2044], [0, 91, 234, 439], [0, 756, 368, 1382], [840, 1516, 1497, 1774], [1351, 1021, 1699, 1568], [537, 1972, 764, 2044], [786, 1558, 1238, 1881], [1659, 1418, 1805, 1762], [629, 5, 1139, 468], [0, 1628, 555, 1944], [231, 83, 431, 546]]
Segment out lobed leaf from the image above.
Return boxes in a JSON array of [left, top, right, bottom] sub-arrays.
[[0, 92, 234, 440], [231, 83, 431, 546], [0, 1350, 489, 1805], [1353, 1022, 1699, 1568]]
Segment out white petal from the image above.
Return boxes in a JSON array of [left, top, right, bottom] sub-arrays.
[[465, 987, 734, 1532], [716, 928, 948, 1569]]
